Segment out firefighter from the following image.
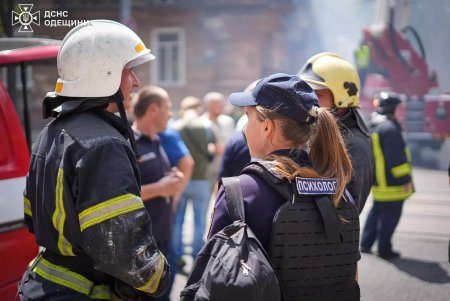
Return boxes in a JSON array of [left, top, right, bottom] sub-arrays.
[[19, 20, 169, 300], [354, 41, 371, 90], [360, 92, 414, 259], [298, 52, 375, 213]]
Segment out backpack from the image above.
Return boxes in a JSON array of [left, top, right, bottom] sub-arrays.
[[180, 176, 281, 301], [243, 162, 360, 301]]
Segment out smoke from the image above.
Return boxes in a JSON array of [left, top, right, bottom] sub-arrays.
[[285, 0, 375, 73]]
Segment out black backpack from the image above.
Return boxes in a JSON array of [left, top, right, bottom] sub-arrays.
[[180, 176, 281, 301]]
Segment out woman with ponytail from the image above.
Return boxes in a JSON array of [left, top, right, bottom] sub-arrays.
[[207, 73, 360, 300]]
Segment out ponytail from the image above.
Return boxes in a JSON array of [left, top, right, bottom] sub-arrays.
[[261, 106, 352, 206], [310, 108, 352, 205]]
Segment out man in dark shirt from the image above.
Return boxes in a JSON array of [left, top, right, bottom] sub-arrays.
[[131, 86, 185, 256], [218, 130, 251, 178]]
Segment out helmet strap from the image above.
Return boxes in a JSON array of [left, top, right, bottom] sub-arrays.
[[111, 90, 140, 160], [336, 108, 352, 120]]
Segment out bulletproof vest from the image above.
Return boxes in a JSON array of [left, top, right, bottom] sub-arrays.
[[243, 162, 360, 301]]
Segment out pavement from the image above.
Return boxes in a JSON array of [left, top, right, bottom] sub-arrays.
[[170, 167, 450, 300], [358, 167, 450, 301]]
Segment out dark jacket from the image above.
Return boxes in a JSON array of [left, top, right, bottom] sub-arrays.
[[339, 109, 375, 213], [370, 113, 414, 201], [209, 150, 360, 301], [218, 131, 251, 179], [209, 149, 311, 249], [23, 106, 168, 299]]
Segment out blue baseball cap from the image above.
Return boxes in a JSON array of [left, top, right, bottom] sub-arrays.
[[229, 73, 319, 124]]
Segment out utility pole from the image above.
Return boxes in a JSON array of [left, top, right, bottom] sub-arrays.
[[120, 0, 131, 24], [120, 0, 137, 31]]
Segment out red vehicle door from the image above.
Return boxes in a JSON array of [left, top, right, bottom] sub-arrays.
[[0, 39, 60, 301]]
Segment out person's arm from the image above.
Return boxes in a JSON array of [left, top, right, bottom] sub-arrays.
[[172, 155, 194, 211], [76, 140, 169, 298], [158, 130, 194, 206], [209, 122, 225, 156], [140, 173, 183, 201]]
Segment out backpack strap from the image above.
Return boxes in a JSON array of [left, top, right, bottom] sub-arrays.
[[312, 195, 341, 242], [244, 161, 341, 242], [242, 162, 294, 201], [222, 177, 246, 222]]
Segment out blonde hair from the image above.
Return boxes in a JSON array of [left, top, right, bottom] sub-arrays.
[[180, 96, 202, 111], [256, 106, 352, 206], [203, 91, 225, 105]]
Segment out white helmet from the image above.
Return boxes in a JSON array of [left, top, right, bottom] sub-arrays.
[[55, 20, 155, 98]]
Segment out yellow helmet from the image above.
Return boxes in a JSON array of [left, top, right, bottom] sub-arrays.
[[298, 52, 361, 108]]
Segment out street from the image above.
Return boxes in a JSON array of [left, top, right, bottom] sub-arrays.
[[171, 167, 450, 300], [359, 168, 450, 301]]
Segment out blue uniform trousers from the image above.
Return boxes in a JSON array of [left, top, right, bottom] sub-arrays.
[[360, 200, 404, 255]]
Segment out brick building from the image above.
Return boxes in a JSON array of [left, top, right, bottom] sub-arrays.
[[29, 0, 299, 104], [4, 0, 314, 138]]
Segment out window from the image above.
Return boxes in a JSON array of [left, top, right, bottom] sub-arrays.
[[152, 27, 185, 86], [1, 65, 33, 90]]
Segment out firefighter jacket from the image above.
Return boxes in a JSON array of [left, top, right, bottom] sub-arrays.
[[339, 109, 375, 213], [355, 44, 371, 69], [370, 113, 414, 201], [23, 105, 169, 299]]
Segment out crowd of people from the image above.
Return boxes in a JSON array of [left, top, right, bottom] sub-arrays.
[[19, 19, 415, 301]]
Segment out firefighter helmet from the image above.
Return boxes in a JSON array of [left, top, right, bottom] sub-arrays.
[[55, 20, 155, 98], [374, 92, 402, 115], [298, 52, 361, 108]]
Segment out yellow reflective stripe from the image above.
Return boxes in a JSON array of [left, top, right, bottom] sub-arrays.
[[137, 252, 164, 294], [79, 194, 144, 232], [356, 45, 370, 67], [24, 196, 32, 217], [51, 169, 75, 256], [372, 185, 413, 201], [372, 133, 413, 201], [391, 163, 411, 178], [405, 147, 411, 162], [34, 257, 93, 295], [33, 257, 112, 299], [91, 285, 112, 300], [371, 133, 387, 187]]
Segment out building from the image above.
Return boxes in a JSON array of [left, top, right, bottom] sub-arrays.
[[4, 0, 317, 139]]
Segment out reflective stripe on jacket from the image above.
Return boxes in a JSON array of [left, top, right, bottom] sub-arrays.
[[23, 107, 169, 298], [355, 45, 370, 68], [370, 116, 414, 201], [31, 255, 113, 300]]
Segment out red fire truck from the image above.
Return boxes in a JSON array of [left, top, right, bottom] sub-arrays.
[[0, 38, 60, 301], [357, 1, 450, 159]]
